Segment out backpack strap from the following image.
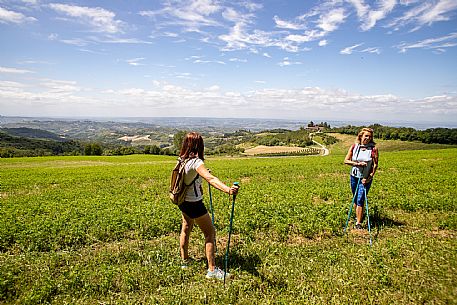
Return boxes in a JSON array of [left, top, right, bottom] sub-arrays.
[[192, 174, 199, 196], [371, 146, 378, 161], [183, 158, 200, 196], [352, 143, 361, 160]]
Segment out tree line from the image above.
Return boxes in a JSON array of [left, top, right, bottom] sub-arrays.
[[331, 124, 457, 145], [0, 131, 175, 158]]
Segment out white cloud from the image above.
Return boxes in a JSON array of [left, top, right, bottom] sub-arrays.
[[193, 59, 226, 65], [222, 7, 253, 23], [0, 6, 36, 24], [219, 22, 270, 51], [60, 38, 89, 46], [273, 15, 305, 30], [142, 0, 223, 33], [89, 36, 152, 44], [39, 79, 80, 94], [360, 47, 381, 54], [417, 0, 457, 25], [387, 0, 457, 31], [240, 1, 263, 12], [285, 33, 315, 43], [48, 33, 58, 40], [48, 3, 126, 33], [138, 10, 157, 18], [207, 85, 220, 91], [0, 78, 86, 112], [317, 8, 347, 32], [340, 43, 380, 55], [175, 72, 194, 79], [126, 58, 145, 66], [360, 0, 396, 31], [278, 58, 302, 67], [229, 57, 248, 62], [0, 81, 26, 89], [186, 55, 204, 60], [21, 0, 39, 5], [0, 66, 34, 74], [318, 40, 327, 46], [164, 32, 179, 37], [396, 32, 457, 53], [340, 43, 363, 55], [386, 1, 430, 30], [279, 6, 347, 49], [347, 0, 369, 18], [2, 78, 456, 121], [263, 52, 271, 58]]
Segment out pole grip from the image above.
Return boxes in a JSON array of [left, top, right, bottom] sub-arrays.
[[232, 182, 240, 199]]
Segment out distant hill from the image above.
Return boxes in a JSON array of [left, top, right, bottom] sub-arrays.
[[0, 130, 82, 157], [0, 127, 66, 142]]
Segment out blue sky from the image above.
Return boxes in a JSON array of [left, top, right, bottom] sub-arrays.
[[1, 0, 456, 125]]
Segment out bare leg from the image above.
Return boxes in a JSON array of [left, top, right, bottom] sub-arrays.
[[356, 205, 364, 224], [180, 214, 194, 260], [355, 183, 365, 225], [194, 213, 216, 271]]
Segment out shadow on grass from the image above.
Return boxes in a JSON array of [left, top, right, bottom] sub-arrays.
[[341, 205, 405, 242], [371, 205, 404, 227], [370, 206, 405, 239], [223, 250, 261, 277], [217, 249, 287, 288], [371, 214, 404, 228]]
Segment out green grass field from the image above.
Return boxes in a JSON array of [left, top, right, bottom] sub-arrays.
[[1, 144, 456, 304]]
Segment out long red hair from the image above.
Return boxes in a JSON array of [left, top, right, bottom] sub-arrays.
[[179, 132, 205, 161]]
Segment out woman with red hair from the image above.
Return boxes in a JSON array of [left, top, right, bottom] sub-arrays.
[[177, 132, 239, 280]]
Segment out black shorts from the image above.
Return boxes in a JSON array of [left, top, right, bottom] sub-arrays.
[[179, 199, 208, 219]]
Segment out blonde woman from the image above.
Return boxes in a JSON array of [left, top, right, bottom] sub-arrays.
[[344, 128, 379, 229]]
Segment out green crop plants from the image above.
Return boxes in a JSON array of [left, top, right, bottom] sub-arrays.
[[1, 148, 456, 304]]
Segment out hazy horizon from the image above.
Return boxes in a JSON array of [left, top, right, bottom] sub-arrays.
[[1, 114, 455, 130]]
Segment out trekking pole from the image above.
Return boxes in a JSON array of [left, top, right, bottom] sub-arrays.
[[344, 177, 361, 233], [364, 187, 373, 246], [207, 169, 216, 253], [224, 182, 239, 286]]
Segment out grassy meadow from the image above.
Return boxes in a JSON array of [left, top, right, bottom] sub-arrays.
[[1, 141, 456, 304]]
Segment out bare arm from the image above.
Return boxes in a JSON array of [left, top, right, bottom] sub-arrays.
[[363, 148, 378, 184], [370, 148, 379, 178], [196, 164, 238, 195]]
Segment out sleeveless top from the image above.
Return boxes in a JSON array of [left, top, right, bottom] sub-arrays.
[[350, 143, 376, 179], [183, 157, 204, 202]]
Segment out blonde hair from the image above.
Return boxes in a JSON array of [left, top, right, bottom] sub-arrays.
[[356, 128, 375, 145]]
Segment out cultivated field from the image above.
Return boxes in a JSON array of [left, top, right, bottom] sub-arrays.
[[1, 144, 456, 304], [243, 145, 322, 156], [244, 145, 306, 155]]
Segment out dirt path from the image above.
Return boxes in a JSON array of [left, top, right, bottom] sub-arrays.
[[312, 139, 329, 156], [309, 132, 329, 156]]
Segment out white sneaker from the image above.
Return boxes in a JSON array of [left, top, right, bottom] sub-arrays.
[[180, 258, 194, 270], [205, 267, 230, 280]]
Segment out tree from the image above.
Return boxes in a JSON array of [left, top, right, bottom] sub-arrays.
[[143, 145, 161, 155], [84, 143, 103, 156]]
